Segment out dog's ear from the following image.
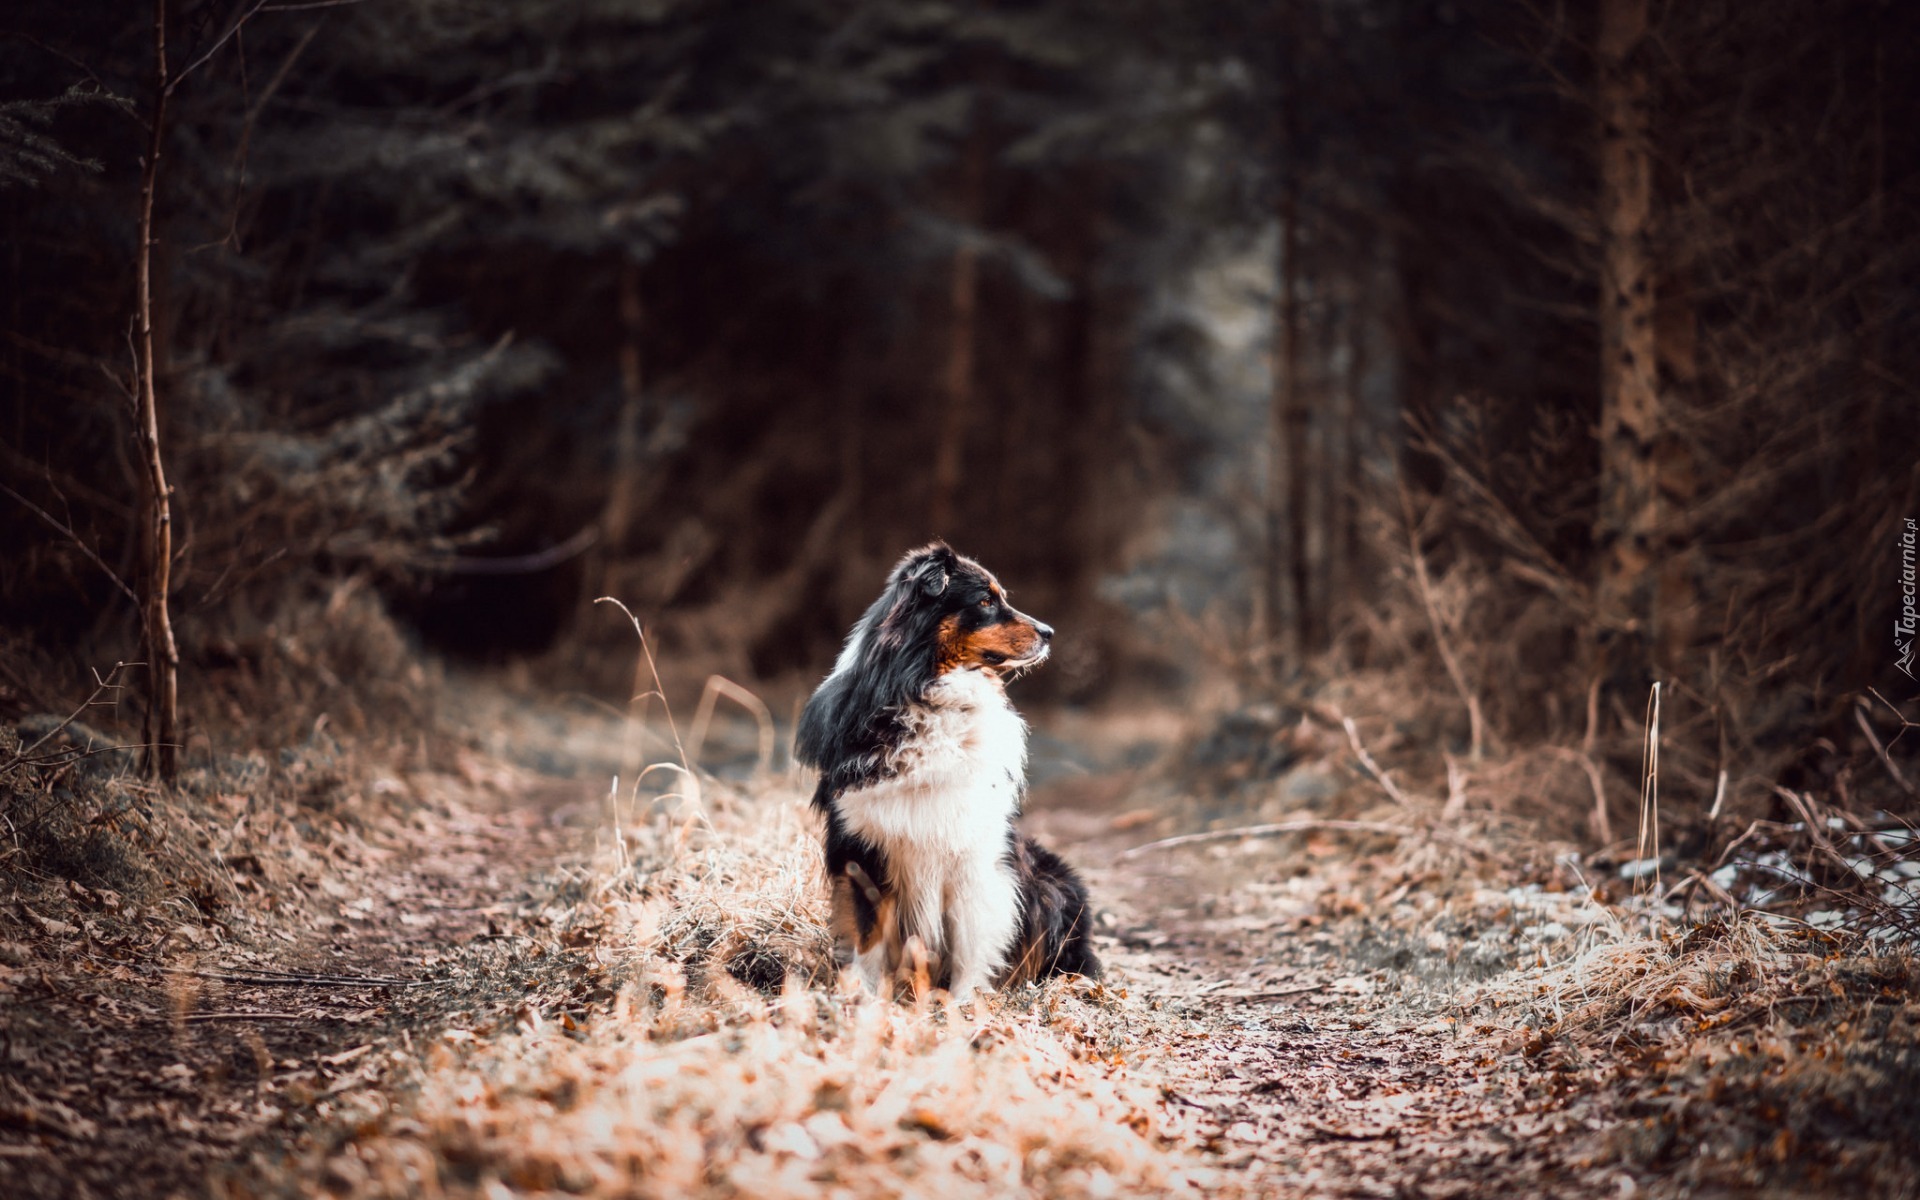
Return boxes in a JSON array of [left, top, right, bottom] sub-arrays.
[[913, 558, 950, 597], [896, 543, 955, 598]]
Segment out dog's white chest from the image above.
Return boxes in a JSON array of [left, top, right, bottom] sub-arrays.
[[835, 669, 1026, 858]]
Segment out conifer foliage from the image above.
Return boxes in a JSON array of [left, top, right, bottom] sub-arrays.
[[2, 0, 1915, 801]]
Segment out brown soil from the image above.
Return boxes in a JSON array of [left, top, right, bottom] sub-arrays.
[[1030, 764, 1920, 1200], [1042, 800, 1634, 1199], [5, 688, 1916, 1199], [1, 760, 607, 1200]]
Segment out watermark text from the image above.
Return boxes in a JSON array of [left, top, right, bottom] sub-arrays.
[[1898, 517, 1917, 678]]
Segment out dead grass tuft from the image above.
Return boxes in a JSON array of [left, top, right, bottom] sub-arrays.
[[646, 789, 836, 995], [218, 695, 1195, 1200], [315, 973, 1180, 1200]]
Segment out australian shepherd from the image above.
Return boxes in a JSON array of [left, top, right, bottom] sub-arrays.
[[795, 543, 1100, 998]]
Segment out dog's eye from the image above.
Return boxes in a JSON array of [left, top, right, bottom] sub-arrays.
[[978, 597, 993, 609]]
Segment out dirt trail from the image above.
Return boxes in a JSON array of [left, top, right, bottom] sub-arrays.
[[1, 767, 602, 1200], [1010, 708, 1627, 1197], [1033, 796, 1631, 1200], [1026, 723, 1919, 1200], [0, 699, 1627, 1199], [10, 690, 1911, 1198]]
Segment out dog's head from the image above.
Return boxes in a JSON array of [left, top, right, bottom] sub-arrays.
[[878, 542, 1053, 677], [798, 543, 1052, 783]]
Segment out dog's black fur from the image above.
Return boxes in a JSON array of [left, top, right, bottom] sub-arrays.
[[796, 543, 1100, 991], [1002, 833, 1103, 983], [796, 550, 953, 799]]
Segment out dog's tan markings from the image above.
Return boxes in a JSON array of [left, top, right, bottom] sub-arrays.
[[828, 875, 862, 961], [959, 620, 1042, 667], [998, 930, 1042, 988], [936, 611, 1043, 674], [934, 613, 969, 674], [840, 863, 895, 955], [869, 892, 899, 957]]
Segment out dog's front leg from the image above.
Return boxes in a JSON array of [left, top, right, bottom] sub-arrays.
[[837, 863, 899, 996], [942, 859, 1020, 999]]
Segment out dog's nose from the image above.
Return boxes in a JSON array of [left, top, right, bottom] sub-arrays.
[[1035, 621, 1054, 641]]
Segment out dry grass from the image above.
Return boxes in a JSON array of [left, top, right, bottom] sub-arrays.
[[1, 696, 430, 963], [304, 977, 1182, 1199], [229, 737, 1197, 1200], [10, 613, 1917, 1199]]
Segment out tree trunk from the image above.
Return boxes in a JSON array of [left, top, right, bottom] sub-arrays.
[[584, 262, 646, 612], [1058, 185, 1107, 625], [1593, 0, 1659, 673], [1266, 4, 1313, 662], [1330, 274, 1366, 620], [1651, 270, 1697, 674], [136, 0, 179, 781], [608, 265, 645, 556], [929, 135, 983, 539]]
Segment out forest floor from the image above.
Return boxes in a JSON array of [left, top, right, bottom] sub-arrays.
[[2, 674, 1917, 1199]]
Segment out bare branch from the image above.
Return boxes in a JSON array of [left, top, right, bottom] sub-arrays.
[[1342, 715, 1408, 807], [0, 482, 139, 610], [169, 0, 273, 95], [1122, 819, 1416, 858]]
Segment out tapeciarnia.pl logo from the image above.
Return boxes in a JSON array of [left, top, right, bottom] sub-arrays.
[[1900, 517, 1918, 679]]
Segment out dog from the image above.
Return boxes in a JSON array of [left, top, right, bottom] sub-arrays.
[[795, 542, 1100, 999]]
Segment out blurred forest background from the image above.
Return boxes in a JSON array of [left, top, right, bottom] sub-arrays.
[[3, 0, 1917, 832], [7, 7, 1920, 1195]]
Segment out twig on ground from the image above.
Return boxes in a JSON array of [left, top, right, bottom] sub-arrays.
[[1341, 716, 1408, 806], [1226, 983, 1327, 1001], [1768, 787, 1891, 929], [1855, 699, 1916, 795], [157, 966, 428, 988], [1773, 787, 1846, 868], [1145, 983, 1326, 1002], [1741, 855, 1890, 916], [1712, 818, 1784, 869], [2, 662, 136, 771], [1308, 1122, 1394, 1142], [168, 1011, 355, 1023], [1122, 819, 1415, 858], [1400, 483, 1486, 762], [1710, 993, 1839, 1033], [1667, 868, 1740, 911]]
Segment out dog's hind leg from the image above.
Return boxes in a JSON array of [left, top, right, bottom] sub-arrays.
[[993, 835, 1101, 986]]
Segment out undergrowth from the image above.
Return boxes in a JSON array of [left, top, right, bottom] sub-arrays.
[[235, 762, 1196, 1200]]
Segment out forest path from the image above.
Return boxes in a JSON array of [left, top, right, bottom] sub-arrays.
[[391, 693, 1639, 1200], [0, 683, 1796, 1199], [205, 689, 1908, 1200], [353, 688, 1641, 1198], [0, 736, 606, 1200], [423, 690, 1640, 1199], [1021, 721, 1636, 1200]]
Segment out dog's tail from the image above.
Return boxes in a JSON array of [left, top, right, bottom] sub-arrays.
[[1000, 835, 1101, 987]]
